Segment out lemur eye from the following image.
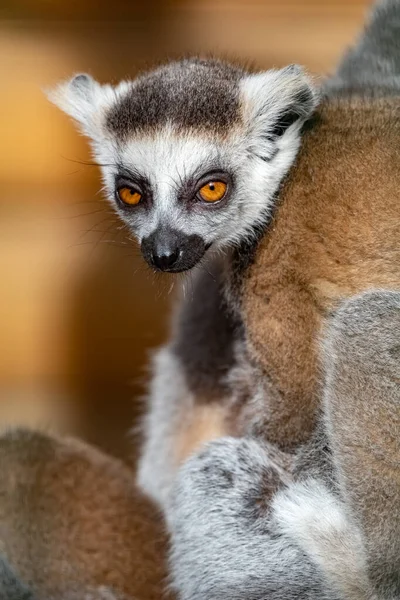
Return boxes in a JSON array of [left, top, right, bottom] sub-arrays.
[[117, 186, 142, 206], [198, 181, 227, 203]]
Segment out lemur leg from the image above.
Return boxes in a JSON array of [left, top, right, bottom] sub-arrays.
[[137, 258, 244, 509], [168, 436, 341, 600], [323, 290, 400, 597]]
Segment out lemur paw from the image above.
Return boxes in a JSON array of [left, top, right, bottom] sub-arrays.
[[169, 437, 290, 527]]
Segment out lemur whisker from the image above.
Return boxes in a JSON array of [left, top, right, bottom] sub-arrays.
[[60, 155, 116, 169]]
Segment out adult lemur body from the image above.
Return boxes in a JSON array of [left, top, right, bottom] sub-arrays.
[[4, 0, 397, 598], [163, 2, 400, 598]]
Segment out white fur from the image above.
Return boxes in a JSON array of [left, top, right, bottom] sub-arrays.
[[272, 480, 377, 600], [96, 115, 307, 248], [49, 66, 318, 253], [136, 345, 194, 508], [241, 66, 317, 161], [48, 73, 130, 140]]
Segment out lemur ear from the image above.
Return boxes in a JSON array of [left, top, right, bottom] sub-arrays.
[[47, 74, 118, 139], [241, 65, 318, 160]]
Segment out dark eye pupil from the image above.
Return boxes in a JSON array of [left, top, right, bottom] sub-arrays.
[[130, 189, 135, 195], [209, 184, 215, 190]]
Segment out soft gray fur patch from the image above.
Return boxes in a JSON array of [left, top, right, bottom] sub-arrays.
[[168, 291, 400, 600], [323, 290, 400, 599], [326, 0, 400, 94]]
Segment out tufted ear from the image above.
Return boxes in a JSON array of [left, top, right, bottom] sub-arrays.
[[47, 73, 125, 140], [240, 65, 318, 161]]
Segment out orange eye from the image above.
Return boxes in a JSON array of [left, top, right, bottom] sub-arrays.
[[198, 181, 227, 203], [118, 186, 142, 206]]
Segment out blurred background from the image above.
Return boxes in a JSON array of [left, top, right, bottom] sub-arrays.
[[0, 0, 369, 461]]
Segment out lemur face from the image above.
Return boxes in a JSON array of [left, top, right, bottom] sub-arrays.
[[50, 59, 317, 272]]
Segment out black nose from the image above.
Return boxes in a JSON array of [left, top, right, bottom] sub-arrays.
[[141, 227, 207, 273], [152, 248, 180, 271]]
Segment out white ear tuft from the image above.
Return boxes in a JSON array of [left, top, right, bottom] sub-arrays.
[[241, 65, 318, 159], [47, 73, 116, 139]]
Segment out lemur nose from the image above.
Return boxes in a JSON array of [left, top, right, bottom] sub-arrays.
[[152, 248, 180, 271]]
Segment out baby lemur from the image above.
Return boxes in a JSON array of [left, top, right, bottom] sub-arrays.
[[50, 61, 317, 273], [46, 1, 400, 599], [50, 50, 318, 503]]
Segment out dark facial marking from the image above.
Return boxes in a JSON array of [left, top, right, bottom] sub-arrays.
[[141, 226, 207, 272], [106, 58, 244, 138], [176, 169, 233, 209], [114, 170, 153, 209], [269, 110, 300, 138], [266, 87, 316, 141]]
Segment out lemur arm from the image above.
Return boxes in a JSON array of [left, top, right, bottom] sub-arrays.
[[323, 290, 400, 598]]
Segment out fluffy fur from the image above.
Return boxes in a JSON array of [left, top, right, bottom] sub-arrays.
[[167, 290, 400, 600], [14, 1, 397, 598], [49, 60, 317, 270], [0, 428, 169, 600], [138, 1, 400, 598]]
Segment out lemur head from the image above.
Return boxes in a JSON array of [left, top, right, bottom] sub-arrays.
[[50, 59, 317, 272]]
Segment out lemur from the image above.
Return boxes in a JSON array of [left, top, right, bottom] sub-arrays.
[[50, 55, 318, 499], [50, 59, 317, 272], [42, 1, 400, 599]]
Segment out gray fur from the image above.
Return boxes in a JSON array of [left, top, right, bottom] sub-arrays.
[[106, 58, 244, 138], [0, 555, 35, 600], [168, 437, 339, 600], [323, 291, 400, 598], [170, 258, 241, 398], [326, 0, 400, 94], [137, 344, 194, 507]]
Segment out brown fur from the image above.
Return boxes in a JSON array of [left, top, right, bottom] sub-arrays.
[[0, 428, 170, 599], [239, 95, 400, 448], [168, 94, 400, 461], [145, 94, 400, 479]]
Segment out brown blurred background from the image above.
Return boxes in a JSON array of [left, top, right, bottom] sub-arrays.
[[0, 0, 370, 461]]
